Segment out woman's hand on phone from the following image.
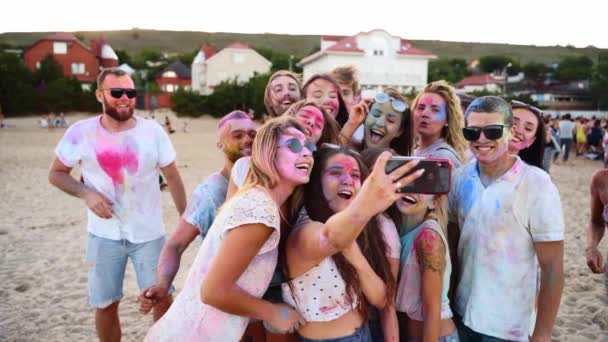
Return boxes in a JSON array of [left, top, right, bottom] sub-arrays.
[[357, 151, 424, 217]]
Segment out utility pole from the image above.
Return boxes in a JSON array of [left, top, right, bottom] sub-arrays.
[[289, 55, 294, 72]]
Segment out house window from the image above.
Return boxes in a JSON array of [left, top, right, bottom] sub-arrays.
[[36, 61, 41, 69], [373, 49, 384, 56], [53, 42, 67, 54], [163, 71, 177, 78], [166, 84, 176, 93], [71, 63, 85, 74], [233, 53, 244, 63]]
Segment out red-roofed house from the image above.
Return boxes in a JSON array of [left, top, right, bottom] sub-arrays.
[[191, 42, 271, 94], [23, 33, 118, 89], [455, 74, 504, 93], [299, 29, 436, 93]]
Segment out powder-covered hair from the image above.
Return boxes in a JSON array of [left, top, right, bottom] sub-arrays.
[[412, 81, 467, 164], [216, 110, 253, 144], [283, 100, 341, 145]]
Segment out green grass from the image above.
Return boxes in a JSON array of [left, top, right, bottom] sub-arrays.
[[2, 29, 606, 65]]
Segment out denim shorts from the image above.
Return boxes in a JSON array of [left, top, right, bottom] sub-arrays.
[[85, 233, 170, 308], [299, 324, 372, 342], [404, 330, 460, 342]]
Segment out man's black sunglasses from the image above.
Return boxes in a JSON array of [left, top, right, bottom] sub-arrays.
[[462, 124, 510, 141], [102, 88, 137, 99]]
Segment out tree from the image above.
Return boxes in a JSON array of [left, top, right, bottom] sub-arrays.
[[42, 77, 83, 112], [555, 55, 593, 81], [0, 52, 37, 115], [428, 58, 471, 84], [114, 49, 133, 65], [255, 46, 302, 73], [591, 53, 608, 109], [523, 62, 550, 84], [479, 55, 520, 76], [176, 49, 198, 66], [35, 54, 64, 85]]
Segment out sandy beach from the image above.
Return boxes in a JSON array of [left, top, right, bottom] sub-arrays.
[[0, 111, 606, 341]]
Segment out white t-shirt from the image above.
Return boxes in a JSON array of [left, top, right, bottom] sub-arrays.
[[145, 187, 281, 341], [558, 120, 575, 139], [448, 157, 564, 341], [54, 115, 176, 243], [231, 156, 251, 188], [377, 214, 401, 260]]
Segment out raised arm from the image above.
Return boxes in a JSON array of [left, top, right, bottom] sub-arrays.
[[338, 99, 371, 145]]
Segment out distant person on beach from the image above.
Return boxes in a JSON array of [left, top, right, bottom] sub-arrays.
[[164, 115, 175, 134], [558, 114, 575, 162], [448, 96, 564, 341], [48, 67, 187, 342], [586, 169, 608, 290], [138, 110, 255, 319]]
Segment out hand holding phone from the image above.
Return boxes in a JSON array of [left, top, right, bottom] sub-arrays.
[[385, 156, 452, 194]]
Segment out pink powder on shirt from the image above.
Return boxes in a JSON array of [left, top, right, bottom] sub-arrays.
[[96, 146, 139, 187]]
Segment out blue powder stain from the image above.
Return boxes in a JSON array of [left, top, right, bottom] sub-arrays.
[[436, 105, 447, 122], [495, 199, 500, 210], [459, 170, 479, 215]]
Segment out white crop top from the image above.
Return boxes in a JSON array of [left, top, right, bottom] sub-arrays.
[[281, 257, 358, 322]]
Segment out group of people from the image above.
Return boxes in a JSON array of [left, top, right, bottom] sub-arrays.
[[47, 65, 604, 342], [544, 114, 608, 168]]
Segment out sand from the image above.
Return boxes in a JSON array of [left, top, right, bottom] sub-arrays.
[[0, 111, 606, 341]]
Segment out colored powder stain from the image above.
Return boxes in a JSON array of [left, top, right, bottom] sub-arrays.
[[436, 105, 447, 122], [96, 147, 139, 187], [337, 158, 356, 174], [460, 173, 478, 215], [495, 199, 500, 210], [416, 228, 439, 253]]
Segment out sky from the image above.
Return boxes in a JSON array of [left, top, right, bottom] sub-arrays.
[[2, 0, 606, 48]]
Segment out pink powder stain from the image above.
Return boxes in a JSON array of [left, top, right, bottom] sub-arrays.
[[300, 107, 325, 127], [415, 228, 439, 253], [319, 302, 339, 314], [96, 146, 139, 187]]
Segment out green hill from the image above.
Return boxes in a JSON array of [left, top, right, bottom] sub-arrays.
[[1, 29, 605, 65]]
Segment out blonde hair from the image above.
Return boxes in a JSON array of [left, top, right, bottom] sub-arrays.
[[283, 100, 341, 145], [412, 81, 468, 163], [425, 195, 448, 237], [235, 116, 307, 221], [264, 70, 302, 118]]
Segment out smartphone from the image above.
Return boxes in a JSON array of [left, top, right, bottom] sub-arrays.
[[385, 156, 452, 194]]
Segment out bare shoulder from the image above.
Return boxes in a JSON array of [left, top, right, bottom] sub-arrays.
[[591, 170, 608, 197], [415, 227, 446, 272]]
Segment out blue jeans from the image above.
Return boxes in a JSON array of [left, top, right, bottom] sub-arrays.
[[299, 324, 372, 342], [560, 138, 573, 161], [404, 330, 460, 342], [85, 233, 170, 308], [454, 314, 514, 342]]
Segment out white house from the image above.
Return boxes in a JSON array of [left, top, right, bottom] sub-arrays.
[[455, 74, 504, 94], [298, 29, 436, 94], [191, 42, 271, 94]]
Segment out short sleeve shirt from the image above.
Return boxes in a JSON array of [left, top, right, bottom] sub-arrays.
[[231, 156, 251, 188], [448, 157, 564, 341], [414, 138, 463, 169], [54, 115, 176, 243], [182, 172, 229, 239], [144, 187, 281, 341]]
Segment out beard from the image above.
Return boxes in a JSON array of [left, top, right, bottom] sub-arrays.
[[104, 98, 134, 122], [272, 95, 298, 116], [224, 144, 250, 163]]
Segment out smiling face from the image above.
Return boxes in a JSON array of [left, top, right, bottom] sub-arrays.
[[467, 112, 511, 164], [274, 127, 314, 186], [321, 153, 362, 212], [270, 76, 300, 116], [395, 192, 435, 218], [338, 83, 357, 113], [414, 92, 447, 141], [221, 119, 256, 162], [97, 74, 136, 122], [294, 105, 325, 144], [306, 79, 340, 118], [509, 108, 539, 153], [364, 101, 404, 149]]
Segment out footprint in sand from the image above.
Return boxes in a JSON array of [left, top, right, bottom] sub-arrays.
[[15, 283, 30, 292]]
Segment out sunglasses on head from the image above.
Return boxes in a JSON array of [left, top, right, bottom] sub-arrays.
[[374, 92, 408, 113], [462, 124, 510, 141], [280, 137, 317, 154], [320, 143, 361, 156], [102, 88, 137, 99], [511, 100, 543, 117]]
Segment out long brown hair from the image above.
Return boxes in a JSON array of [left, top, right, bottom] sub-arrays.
[[299, 146, 396, 319], [283, 100, 341, 145], [411, 81, 467, 163], [302, 74, 350, 127]]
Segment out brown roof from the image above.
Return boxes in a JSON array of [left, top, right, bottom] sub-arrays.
[[456, 74, 503, 88], [200, 44, 217, 58], [42, 32, 78, 42]]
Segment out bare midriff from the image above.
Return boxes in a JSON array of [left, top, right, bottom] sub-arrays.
[[297, 309, 364, 340]]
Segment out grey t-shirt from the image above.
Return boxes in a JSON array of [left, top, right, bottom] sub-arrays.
[[414, 139, 463, 169]]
